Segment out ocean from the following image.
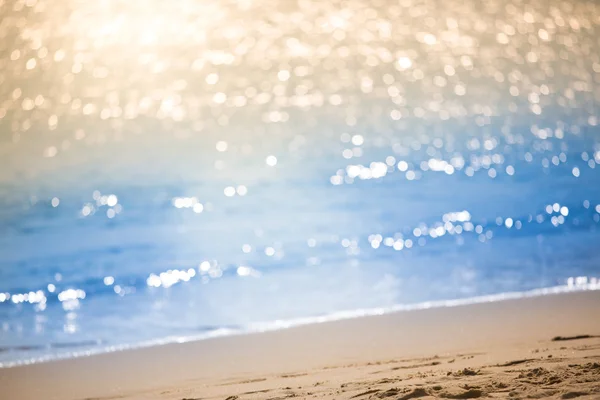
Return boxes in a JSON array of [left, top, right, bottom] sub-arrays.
[[1, 0, 600, 366]]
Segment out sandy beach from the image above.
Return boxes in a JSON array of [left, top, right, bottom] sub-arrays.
[[1, 290, 600, 400]]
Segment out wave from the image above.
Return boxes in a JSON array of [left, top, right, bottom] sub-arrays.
[[1, 280, 598, 368]]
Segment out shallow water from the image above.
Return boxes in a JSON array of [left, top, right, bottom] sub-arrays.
[[1, 0, 600, 365]]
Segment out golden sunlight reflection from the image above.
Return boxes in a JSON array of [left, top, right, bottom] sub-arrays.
[[1, 0, 600, 367]]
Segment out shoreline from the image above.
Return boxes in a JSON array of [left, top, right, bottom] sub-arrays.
[[1, 281, 598, 369], [1, 289, 600, 399]]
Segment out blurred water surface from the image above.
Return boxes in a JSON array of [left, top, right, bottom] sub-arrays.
[[1, 0, 600, 365]]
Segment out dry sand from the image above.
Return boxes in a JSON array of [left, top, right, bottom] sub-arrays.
[[1, 290, 599, 400]]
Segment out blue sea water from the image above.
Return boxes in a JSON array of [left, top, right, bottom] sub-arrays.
[[1, 0, 600, 366], [2, 126, 600, 366]]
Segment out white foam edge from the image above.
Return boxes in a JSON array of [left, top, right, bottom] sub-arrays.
[[1, 281, 598, 368]]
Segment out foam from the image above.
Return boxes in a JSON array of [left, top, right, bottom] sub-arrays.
[[1, 281, 598, 368]]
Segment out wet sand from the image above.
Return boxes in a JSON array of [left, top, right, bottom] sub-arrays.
[[1, 290, 599, 400]]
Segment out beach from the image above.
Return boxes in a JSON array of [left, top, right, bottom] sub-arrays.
[[3, 0, 600, 388], [1, 290, 599, 400], [2, 0, 600, 398]]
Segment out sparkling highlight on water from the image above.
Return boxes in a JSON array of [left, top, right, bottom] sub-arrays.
[[1, 0, 600, 367]]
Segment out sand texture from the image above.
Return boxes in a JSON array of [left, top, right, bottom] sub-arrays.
[[164, 335, 599, 400], [1, 291, 599, 400]]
